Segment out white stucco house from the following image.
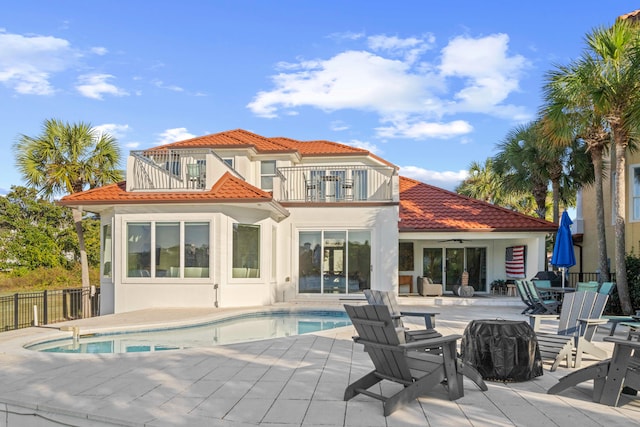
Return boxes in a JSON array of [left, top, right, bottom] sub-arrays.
[[59, 129, 557, 314]]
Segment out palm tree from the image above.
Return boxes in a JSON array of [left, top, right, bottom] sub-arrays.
[[579, 20, 640, 313], [542, 59, 611, 283], [15, 119, 122, 317], [456, 158, 538, 216], [456, 159, 502, 204], [494, 121, 555, 220]]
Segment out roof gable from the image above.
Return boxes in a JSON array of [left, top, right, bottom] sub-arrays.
[[399, 176, 557, 232]]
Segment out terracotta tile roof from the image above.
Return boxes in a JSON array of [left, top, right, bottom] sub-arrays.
[[270, 136, 396, 167], [153, 129, 395, 167], [271, 137, 367, 155], [399, 176, 557, 232], [59, 172, 272, 206], [619, 9, 640, 22], [157, 129, 296, 153]]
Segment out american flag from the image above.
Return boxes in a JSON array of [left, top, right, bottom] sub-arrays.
[[505, 246, 525, 278]]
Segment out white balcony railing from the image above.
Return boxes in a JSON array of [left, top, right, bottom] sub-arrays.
[[128, 149, 212, 191], [276, 165, 396, 203]]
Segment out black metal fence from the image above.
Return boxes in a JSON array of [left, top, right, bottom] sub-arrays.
[[0, 287, 100, 332], [567, 272, 616, 288]]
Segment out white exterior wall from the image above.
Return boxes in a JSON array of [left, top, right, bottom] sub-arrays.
[[276, 205, 399, 299]]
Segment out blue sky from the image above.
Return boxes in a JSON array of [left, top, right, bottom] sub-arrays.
[[2, 1, 639, 195]]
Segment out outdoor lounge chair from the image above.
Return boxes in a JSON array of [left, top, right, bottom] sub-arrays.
[[598, 281, 615, 295], [363, 289, 487, 391], [363, 289, 439, 338], [548, 331, 640, 407], [515, 280, 537, 314], [523, 280, 559, 314], [576, 282, 599, 292], [344, 304, 470, 415], [529, 290, 609, 371]]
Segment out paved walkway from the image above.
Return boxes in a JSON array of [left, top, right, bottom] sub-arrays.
[[0, 297, 639, 426]]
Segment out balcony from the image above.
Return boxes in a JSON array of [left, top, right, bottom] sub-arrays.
[[128, 149, 214, 191], [275, 165, 397, 203]]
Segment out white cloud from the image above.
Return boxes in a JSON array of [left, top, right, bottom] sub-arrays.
[[439, 34, 529, 115], [152, 79, 184, 92], [367, 34, 435, 63], [400, 166, 469, 191], [339, 139, 382, 155], [0, 32, 76, 95], [156, 127, 197, 145], [327, 31, 365, 42], [376, 119, 472, 139], [330, 120, 349, 131], [91, 46, 108, 56], [248, 32, 530, 139], [75, 73, 129, 100], [93, 123, 130, 139], [248, 50, 439, 118]]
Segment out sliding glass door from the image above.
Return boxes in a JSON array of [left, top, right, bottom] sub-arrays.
[[423, 247, 487, 292], [299, 230, 371, 294]]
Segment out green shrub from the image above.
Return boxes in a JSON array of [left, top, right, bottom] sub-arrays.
[[606, 254, 640, 314]]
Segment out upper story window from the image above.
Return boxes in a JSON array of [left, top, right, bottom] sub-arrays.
[[261, 160, 276, 191], [223, 158, 234, 168], [632, 165, 640, 221]]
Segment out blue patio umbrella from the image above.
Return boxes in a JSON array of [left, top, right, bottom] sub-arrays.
[[550, 211, 576, 288]]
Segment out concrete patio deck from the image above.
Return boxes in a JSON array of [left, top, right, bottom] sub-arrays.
[[0, 296, 638, 426]]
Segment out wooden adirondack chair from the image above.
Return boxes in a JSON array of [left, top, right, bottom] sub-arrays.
[[363, 289, 439, 340], [343, 304, 466, 416], [529, 291, 609, 371], [362, 290, 487, 391], [548, 331, 640, 407]]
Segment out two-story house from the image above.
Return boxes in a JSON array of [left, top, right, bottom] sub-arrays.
[[59, 129, 556, 314]]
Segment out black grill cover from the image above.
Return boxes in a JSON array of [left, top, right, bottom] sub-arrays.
[[461, 319, 543, 382], [533, 271, 562, 287]]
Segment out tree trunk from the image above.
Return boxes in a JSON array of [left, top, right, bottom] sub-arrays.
[[551, 178, 560, 225], [614, 141, 632, 314], [592, 149, 610, 282], [72, 208, 92, 318]]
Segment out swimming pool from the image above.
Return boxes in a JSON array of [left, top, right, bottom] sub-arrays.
[[26, 309, 352, 354]]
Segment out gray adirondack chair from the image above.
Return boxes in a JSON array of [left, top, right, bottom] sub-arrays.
[[529, 290, 609, 371], [363, 289, 439, 340], [548, 331, 640, 407], [361, 290, 487, 391], [343, 304, 465, 416]]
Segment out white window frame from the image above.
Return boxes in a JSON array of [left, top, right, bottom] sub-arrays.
[[260, 160, 277, 191], [630, 163, 640, 222], [230, 222, 262, 280], [122, 219, 212, 282]]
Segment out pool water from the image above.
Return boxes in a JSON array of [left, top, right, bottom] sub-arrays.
[[27, 310, 351, 354]]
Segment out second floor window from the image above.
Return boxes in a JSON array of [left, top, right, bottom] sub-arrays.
[[633, 165, 640, 221], [261, 160, 276, 191]]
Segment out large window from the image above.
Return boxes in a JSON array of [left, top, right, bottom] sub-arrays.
[[185, 222, 210, 278], [232, 224, 260, 278], [261, 160, 276, 191], [632, 165, 640, 221], [156, 222, 179, 277], [127, 223, 151, 277], [126, 221, 210, 279], [299, 230, 370, 294], [102, 224, 112, 278]]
